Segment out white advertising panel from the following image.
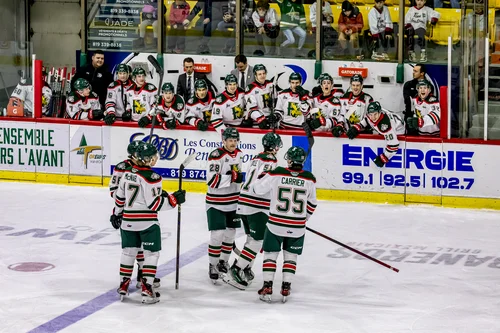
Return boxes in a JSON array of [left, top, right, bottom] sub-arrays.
[[69, 125, 105, 176]]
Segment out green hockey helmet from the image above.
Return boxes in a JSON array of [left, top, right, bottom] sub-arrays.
[[222, 127, 240, 141], [195, 79, 208, 90], [132, 67, 147, 77], [136, 142, 158, 164], [318, 73, 333, 84], [367, 101, 382, 114], [161, 82, 175, 93], [73, 78, 91, 91], [350, 74, 363, 84], [117, 64, 131, 74], [262, 132, 282, 151], [224, 74, 238, 85], [127, 140, 144, 157], [284, 146, 307, 165], [416, 79, 431, 89], [253, 64, 267, 75], [289, 72, 302, 82]]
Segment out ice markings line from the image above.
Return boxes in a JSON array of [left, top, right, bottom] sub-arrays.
[[28, 242, 208, 333]]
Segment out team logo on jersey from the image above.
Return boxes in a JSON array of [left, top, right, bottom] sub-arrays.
[[71, 134, 105, 169], [203, 110, 212, 122], [151, 173, 160, 180], [133, 100, 146, 114], [287, 102, 302, 118], [262, 93, 271, 108], [348, 112, 360, 124], [68, 96, 74, 103], [177, 103, 183, 109], [380, 124, 388, 131], [232, 105, 244, 119]]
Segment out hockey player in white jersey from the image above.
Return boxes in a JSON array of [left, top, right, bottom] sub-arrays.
[[347, 101, 404, 167], [274, 72, 311, 130], [405, 0, 440, 62], [211, 74, 246, 135], [224, 132, 283, 290], [104, 64, 133, 125], [65, 78, 103, 120], [185, 79, 213, 131], [205, 127, 243, 283], [254, 146, 317, 303], [245, 64, 273, 129], [408, 79, 441, 136], [115, 142, 186, 304], [138, 82, 186, 130], [125, 67, 157, 122], [308, 73, 343, 135], [8, 79, 52, 117], [339, 74, 374, 131], [368, 0, 394, 61]]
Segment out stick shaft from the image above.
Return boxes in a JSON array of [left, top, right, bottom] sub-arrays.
[[175, 164, 184, 289]]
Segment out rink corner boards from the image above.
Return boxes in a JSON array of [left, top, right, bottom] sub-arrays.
[[0, 170, 498, 211]]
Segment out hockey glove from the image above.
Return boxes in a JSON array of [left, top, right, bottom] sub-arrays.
[[309, 116, 326, 130], [122, 111, 132, 121], [373, 153, 389, 168], [90, 109, 104, 120], [104, 113, 116, 125], [196, 119, 209, 131], [138, 116, 151, 128], [110, 214, 122, 230], [346, 125, 361, 140], [269, 112, 282, 124], [407, 117, 423, 129], [163, 119, 177, 130], [332, 125, 344, 137], [295, 86, 310, 100], [230, 170, 244, 183], [257, 117, 270, 129], [240, 117, 253, 128]]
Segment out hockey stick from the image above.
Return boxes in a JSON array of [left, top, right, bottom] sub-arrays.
[[302, 121, 315, 157], [269, 74, 278, 132], [305, 226, 400, 273], [175, 153, 197, 289], [147, 55, 164, 144]]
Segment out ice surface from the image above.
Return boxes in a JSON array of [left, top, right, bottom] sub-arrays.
[[0, 182, 499, 333]]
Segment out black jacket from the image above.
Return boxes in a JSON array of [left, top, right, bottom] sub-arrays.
[[176, 72, 217, 102], [71, 64, 113, 109]]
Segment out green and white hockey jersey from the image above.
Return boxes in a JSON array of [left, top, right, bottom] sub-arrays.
[[275, 89, 311, 129], [276, 0, 307, 29], [109, 159, 134, 198], [206, 147, 243, 213], [105, 79, 133, 118], [114, 165, 176, 232], [253, 167, 317, 238], [245, 80, 274, 119], [339, 91, 374, 128], [157, 94, 187, 125], [309, 93, 342, 131], [411, 94, 441, 136], [211, 89, 246, 135], [185, 91, 216, 128], [125, 83, 157, 122], [236, 152, 278, 216], [65, 91, 101, 120]]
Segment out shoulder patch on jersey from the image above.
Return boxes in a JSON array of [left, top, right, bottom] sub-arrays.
[[150, 172, 161, 180], [428, 96, 438, 103], [67, 95, 75, 103], [115, 162, 128, 171], [108, 81, 120, 88], [145, 83, 157, 91], [91, 91, 99, 98], [187, 98, 194, 104], [209, 148, 225, 160], [215, 95, 223, 104]]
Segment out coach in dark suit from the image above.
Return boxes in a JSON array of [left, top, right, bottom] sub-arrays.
[[177, 57, 217, 101], [230, 54, 254, 89]]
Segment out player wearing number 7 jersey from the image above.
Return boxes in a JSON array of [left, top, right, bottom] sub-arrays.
[[253, 146, 317, 303], [224, 132, 283, 290]]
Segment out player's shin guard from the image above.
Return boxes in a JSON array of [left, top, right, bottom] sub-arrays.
[[220, 228, 236, 263], [236, 236, 262, 269], [118, 247, 140, 298], [262, 251, 279, 282], [135, 250, 145, 287], [142, 250, 160, 304], [208, 230, 224, 281], [281, 251, 297, 301]]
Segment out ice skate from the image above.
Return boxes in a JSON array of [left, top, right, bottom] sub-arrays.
[[117, 277, 131, 301], [371, 51, 382, 60], [141, 278, 160, 304], [258, 281, 273, 303], [209, 263, 219, 284], [281, 282, 291, 303], [216, 260, 229, 279], [223, 262, 248, 290], [153, 277, 161, 289], [408, 51, 417, 63], [243, 266, 255, 285], [420, 49, 427, 62]]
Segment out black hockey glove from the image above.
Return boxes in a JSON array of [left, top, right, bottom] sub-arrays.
[[122, 111, 132, 121], [110, 214, 122, 229], [164, 119, 176, 130], [407, 117, 423, 129], [196, 120, 209, 131], [240, 117, 253, 128], [309, 116, 326, 130], [138, 116, 151, 128], [162, 189, 186, 207], [373, 153, 389, 168], [295, 86, 309, 100], [332, 125, 344, 137], [347, 125, 361, 140], [269, 112, 282, 125], [229, 170, 244, 183], [90, 109, 104, 120], [258, 117, 270, 129], [104, 113, 116, 125]]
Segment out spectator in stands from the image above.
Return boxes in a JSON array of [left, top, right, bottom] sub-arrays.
[[252, 0, 279, 56], [231, 55, 254, 90], [167, 0, 190, 54], [217, 0, 237, 54], [368, 0, 394, 61], [71, 50, 113, 109], [184, 0, 225, 54], [310, 1, 337, 59], [405, 0, 440, 62], [403, 63, 434, 134], [176, 57, 216, 102], [137, 0, 159, 49], [338, 1, 364, 57], [276, 0, 308, 57]]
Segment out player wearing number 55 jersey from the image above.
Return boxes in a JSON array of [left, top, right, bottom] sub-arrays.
[[224, 132, 283, 290], [254, 146, 317, 303], [347, 101, 404, 167], [114, 143, 186, 304], [206, 128, 243, 283]]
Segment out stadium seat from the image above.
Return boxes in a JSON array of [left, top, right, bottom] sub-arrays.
[[389, 6, 400, 23], [430, 8, 461, 45], [356, 6, 371, 33]]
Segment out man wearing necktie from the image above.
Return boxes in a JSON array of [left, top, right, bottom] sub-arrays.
[[177, 57, 217, 102], [230, 55, 254, 90]]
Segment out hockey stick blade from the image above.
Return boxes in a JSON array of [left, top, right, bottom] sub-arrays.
[[147, 55, 163, 75]]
